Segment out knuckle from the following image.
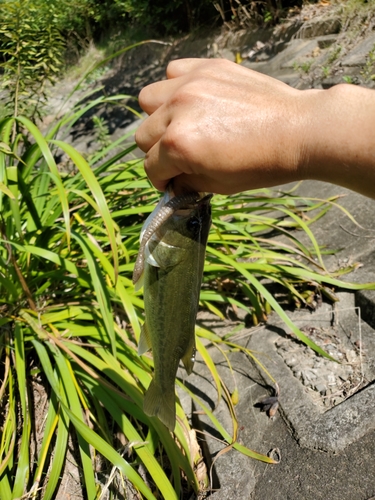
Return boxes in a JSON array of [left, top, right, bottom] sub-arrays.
[[160, 128, 177, 153], [168, 82, 199, 108], [143, 154, 150, 171], [161, 123, 193, 161], [166, 59, 183, 78], [134, 127, 145, 150], [138, 85, 150, 109]]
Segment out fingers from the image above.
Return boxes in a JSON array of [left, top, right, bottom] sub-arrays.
[[138, 59, 208, 114], [165, 58, 208, 78], [135, 106, 169, 153], [138, 79, 177, 115], [143, 140, 183, 192]]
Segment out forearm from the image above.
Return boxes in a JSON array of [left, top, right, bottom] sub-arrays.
[[299, 84, 375, 199]]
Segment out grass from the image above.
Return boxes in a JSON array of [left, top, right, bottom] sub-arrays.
[[293, 59, 313, 74], [64, 43, 109, 82], [2, 42, 375, 499]]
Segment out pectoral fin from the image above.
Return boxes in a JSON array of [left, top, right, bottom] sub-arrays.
[[138, 321, 152, 355], [181, 337, 196, 375], [133, 270, 144, 291], [145, 242, 160, 268]]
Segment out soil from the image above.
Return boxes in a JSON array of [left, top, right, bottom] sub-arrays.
[[275, 314, 367, 411]]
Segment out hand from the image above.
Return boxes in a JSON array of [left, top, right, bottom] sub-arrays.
[[135, 58, 308, 194], [135, 58, 375, 199]]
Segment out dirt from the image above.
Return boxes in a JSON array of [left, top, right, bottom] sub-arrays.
[[275, 321, 366, 411]]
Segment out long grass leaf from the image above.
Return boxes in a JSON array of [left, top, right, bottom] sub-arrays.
[[177, 380, 276, 464], [81, 372, 179, 500], [13, 325, 30, 498], [16, 116, 71, 245], [33, 339, 157, 499], [71, 231, 116, 354], [53, 348, 97, 499], [196, 337, 222, 407], [206, 246, 334, 358], [51, 139, 119, 279], [32, 390, 67, 500]]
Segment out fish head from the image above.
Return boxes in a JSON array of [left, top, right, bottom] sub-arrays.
[[158, 193, 212, 249], [133, 188, 212, 285]]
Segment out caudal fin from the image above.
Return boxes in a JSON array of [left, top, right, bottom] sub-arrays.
[[143, 379, 176, 431]]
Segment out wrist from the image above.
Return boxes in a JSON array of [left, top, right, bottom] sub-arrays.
[[298, 84, 375, 198]]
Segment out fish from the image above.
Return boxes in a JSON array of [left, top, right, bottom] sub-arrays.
[[133, 187, 212, 431]]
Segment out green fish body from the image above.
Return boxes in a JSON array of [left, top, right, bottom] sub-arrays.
[[134, 190, 212, 431]]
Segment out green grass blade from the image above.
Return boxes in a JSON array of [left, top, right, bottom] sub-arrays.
[[12, 325, 30, 498], [71, 231, 116, 354], [32, 339, 156, 499], [51, 139, 119, 279], [196, 336, 222, 407], [16, 117, 71, 246], [206, 246, 334, 359], [52, 348, 97, 499], [81, 373, 179, 500], [32, 390, 68, 500], [0, 181, 15, 199], [0, 476, 12, 500], [177, 380, 276, 464]]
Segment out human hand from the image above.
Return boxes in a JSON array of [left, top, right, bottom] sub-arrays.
[[136, 57, 375, 199], [135, 58, 311, 194]]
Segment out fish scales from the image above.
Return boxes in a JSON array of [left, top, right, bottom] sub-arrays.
[[134, 190, 212, 431]]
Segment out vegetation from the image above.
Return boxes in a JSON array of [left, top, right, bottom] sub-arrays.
[[0, 0, 65, 121], [1, 78, 374, 497], [1, 0, 375, 498], [0, 0, 305, 122]]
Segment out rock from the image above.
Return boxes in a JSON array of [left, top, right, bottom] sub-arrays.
[[295, 16, 341, 39], [315, 383, 327, 395], [302, 369, 317, 385], [317, 35, 337, 49], [340, 34, 375, 67], [217, 47, 236, 62], [346, 350, 358, 364], [285, 356, 299, 368]]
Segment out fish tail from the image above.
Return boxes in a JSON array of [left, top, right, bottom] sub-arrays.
[[143, 379, 176, 431]]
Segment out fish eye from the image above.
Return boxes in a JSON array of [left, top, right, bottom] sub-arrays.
[[187, 217, 201, 233]]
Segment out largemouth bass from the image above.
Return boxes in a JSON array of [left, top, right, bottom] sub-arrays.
[[133, 188, 212, 431]]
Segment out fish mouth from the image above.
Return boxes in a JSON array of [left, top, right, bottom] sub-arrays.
[[199, 193, 213, 204], [166, 182, 212, 206]]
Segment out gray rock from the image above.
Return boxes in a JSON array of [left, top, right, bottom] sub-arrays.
[[295, 16, 341, 39], [341, 34, 375, 67], [315, 383, 327, 395]]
